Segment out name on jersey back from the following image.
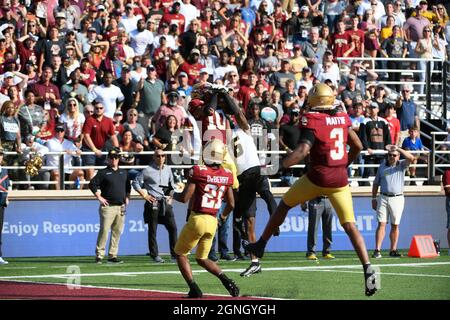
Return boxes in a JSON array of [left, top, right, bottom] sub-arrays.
[[326, 116, 347, 126], [207, 175, 229, 185]]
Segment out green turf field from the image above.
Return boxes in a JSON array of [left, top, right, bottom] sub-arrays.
[[1, 250, 449, 300]]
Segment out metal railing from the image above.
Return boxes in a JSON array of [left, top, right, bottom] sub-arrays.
[[3, 149, 431, 189]]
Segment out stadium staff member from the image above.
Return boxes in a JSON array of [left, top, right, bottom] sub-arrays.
[[172, 139, 239, 298], [245, 83, 379, 297], [0, 148, 10, 265], [371, 145, 415, 259], [302, 196, 335, 260], [89, 147, 130, 264], [132, 148, 178, 263]]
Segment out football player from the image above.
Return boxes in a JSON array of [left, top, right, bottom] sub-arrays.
[[244, 83, 379, 296], [230, 124, 278, 277], [172, 139, 240, 298]]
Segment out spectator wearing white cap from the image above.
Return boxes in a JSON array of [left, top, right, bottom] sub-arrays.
[[177, 72, 193, 97], [176, 48, 205, 85]]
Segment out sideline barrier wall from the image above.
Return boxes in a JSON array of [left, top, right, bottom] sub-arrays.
[[2, 196, 447, 257]]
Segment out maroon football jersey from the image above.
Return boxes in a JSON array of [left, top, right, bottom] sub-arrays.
[[201, 110, 229, 145], [188, 165, 234, 216], [300, 111, 352, 188]]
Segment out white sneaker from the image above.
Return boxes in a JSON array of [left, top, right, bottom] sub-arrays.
[[0, 257, 8, 265]]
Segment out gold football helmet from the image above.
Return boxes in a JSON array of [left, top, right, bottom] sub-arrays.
[[307, 83, 336, 110], [203, 139, 225, 165]]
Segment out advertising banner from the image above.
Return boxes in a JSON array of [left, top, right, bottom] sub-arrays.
[[2, 196, 447, 257]]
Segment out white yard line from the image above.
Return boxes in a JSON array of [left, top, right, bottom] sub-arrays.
[[310, 269, 450, 278], [0, 279, 281, 300], [1, 262, 449, 280]]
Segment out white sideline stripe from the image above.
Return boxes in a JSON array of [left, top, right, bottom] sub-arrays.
[[311, 269, 450, 278], [1, 262, 449, 279], [0, 279, 281, 300]]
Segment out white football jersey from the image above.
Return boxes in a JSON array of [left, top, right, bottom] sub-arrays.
[[231, 128, 261, 175]]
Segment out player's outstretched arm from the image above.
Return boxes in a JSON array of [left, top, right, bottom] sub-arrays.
[[173, 182, 196, 203], [347, 128, 363, 167], [282, 142, 311, 169]]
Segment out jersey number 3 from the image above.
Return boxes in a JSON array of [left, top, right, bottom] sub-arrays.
[[201, 184, 226, 209], [330, 128, 345, 161]]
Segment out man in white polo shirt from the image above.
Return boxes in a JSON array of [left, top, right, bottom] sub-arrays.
[[371, 144, 415, 259]]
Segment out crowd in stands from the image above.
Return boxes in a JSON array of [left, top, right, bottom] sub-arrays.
[[0, 0, 448, 190]]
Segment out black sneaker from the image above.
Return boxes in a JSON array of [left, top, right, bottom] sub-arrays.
[[221, 277, 240, 297], [389, 250, 402, 257], [242, 239, 266, 258], [95, 257, 102, 264], [107, 257, 124, 264], [188, 282, 203, 298], [364, 265, 378, 297], [240, 262, 262, 277], [208, 254, 219, 262], [372, 250, 382, 259], [220, 254, 237, 261]]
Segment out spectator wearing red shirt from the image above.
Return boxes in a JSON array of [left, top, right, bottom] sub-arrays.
[[31, 66, 62, 112], [330, 19, 353, 60], [383, 104, 401, 146], [176, 48, 205, 86], [159, 2, 186, 34], [237, 72, 258, 113], [347, 16, 365, 58], [81, 101, 119, 181], [79, 58, 97, 89], [17, 34, 38, 72]]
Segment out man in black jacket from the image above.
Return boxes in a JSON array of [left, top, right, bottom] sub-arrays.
[[359, 102, 392, 185], [89, 147, 130, 264]]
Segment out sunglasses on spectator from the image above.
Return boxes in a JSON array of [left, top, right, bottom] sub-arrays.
[[95, 107, 104, 110], [56, 128, 65, 132], [388, 153, 399, 157], [155, 154, 166, 158], [129, 113, 138, 116], [85, 110, 94, 114]]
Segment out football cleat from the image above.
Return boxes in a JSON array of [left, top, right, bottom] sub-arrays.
[[242, 239, 266, 259], [221, 277, 240, 297], [188, 282, 203, 298], [364, 265, 379, 297], [240, 262, 262, 277]]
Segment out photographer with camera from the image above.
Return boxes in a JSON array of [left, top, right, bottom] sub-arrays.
[[132, 148, 178, 263]]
